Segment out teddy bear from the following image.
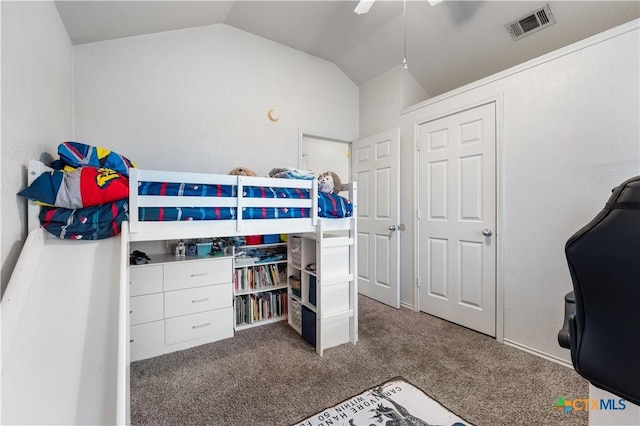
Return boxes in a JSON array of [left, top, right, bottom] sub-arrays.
[[228, 166, 257, 177], [318, 171, 343, 194]]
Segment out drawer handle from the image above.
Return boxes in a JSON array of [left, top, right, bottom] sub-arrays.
[[192, 322, 210, 329], [192, 297, 210, 303], [190, 272, 209, 277]]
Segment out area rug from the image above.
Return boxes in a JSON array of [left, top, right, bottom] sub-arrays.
[[295, 377, 473, 426]]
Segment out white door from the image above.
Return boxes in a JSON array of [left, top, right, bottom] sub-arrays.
[[417, 103, 496, 336], [301, 135, 351, 181], [355, 128, 401, 308]]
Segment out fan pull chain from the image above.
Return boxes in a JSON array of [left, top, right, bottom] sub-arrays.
[[402, 0, 408, 69]]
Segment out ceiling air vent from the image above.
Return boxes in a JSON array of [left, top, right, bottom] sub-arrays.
[[505, 3, 556, 41]]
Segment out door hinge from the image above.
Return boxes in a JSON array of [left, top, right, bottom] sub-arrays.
[[417, 277, 421, 288], [417, 209, 421, 220]]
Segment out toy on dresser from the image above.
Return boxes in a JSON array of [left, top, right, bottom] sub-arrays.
[[175, 239, 186, 257]]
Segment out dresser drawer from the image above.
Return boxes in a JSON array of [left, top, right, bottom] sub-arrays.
[[164, 284, 232, 319], [130, 293, 164, 325], [165, 307, 233, 346], [130, 264, 163, 296], [163, 258, 232, 291], [130, 321, 164, 357]]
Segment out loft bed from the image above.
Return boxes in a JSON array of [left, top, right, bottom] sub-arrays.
[[127, 167, 357, 242], [21, 159, 357, 242], [10, 154, 358, 423]]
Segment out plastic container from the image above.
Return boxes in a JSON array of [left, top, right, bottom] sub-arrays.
[[263, 234, 280, 244], [245, 235, 262, 245], [196, 242, 212, 256]]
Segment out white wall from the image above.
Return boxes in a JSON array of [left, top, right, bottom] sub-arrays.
[[73, 24, 358, 176], [360, 65, 428, 139], [400, 21, 639, 362], [1, 1, 73, 295]]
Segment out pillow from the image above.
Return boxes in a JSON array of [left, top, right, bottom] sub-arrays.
[[18, 167, 129, 209], [57, 141, 137, 176]]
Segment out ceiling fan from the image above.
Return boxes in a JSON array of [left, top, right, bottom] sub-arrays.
[[354, 0, 442, 15]]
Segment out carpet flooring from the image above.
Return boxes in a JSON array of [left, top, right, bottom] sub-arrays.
[[130, 295, 588, 425]]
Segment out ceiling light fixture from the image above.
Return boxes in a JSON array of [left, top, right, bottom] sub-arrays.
[[354, 0, 375, 15]]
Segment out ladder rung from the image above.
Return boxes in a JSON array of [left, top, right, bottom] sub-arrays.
[[321, 237, 353, 248], [321, 274, 354, 287], [322, 310, 353, 323]]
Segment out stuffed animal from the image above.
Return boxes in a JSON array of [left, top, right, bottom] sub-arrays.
[[175, 239, 186, 257], [228, 166, 257, 177], [318, 171, 343, 194]]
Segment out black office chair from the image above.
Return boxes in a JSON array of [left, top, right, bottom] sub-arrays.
[[562, 175, 640, 406]]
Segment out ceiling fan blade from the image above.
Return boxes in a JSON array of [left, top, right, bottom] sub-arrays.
[[354, 0, 375, 15]]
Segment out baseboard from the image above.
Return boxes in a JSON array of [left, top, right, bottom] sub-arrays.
[[400, 301, 415, 310], [503, 339, 573, 368]]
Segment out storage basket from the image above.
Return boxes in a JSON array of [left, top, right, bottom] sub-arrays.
[[245, 235, 262, 245], [196, 242, 212, 256], [290, 236, 301, 266], [290, 299, 302, 332], [289, 275, 301, 298], [263, 234, 280, 244]]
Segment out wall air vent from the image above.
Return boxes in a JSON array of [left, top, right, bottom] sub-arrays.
[[505, 3, 556, 41]]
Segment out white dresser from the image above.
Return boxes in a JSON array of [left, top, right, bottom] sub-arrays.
[[129, 254, 234, 362]]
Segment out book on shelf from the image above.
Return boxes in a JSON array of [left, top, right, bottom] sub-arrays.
[[235, 256, 259, 266], [234, 264, 290, 292], [234, 289, 288, 325]]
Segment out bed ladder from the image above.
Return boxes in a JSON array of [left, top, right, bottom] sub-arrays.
[[315, 216, 358, 356]]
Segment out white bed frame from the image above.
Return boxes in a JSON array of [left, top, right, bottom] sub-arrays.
[[128, 167, 357, 242], [12, 161, 358, 424], [11, 161, 358, 424]]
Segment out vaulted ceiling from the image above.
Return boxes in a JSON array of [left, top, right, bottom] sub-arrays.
[[54, 1, 639, 97]]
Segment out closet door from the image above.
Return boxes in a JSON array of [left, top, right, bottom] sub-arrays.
[[355, 128, 401, 309], [417, 102, 496, 336]]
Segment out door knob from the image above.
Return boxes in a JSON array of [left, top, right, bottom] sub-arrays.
[[389, 225, 397, 231], [389, 224, 406, 232], [482, 228, 493, 237]]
